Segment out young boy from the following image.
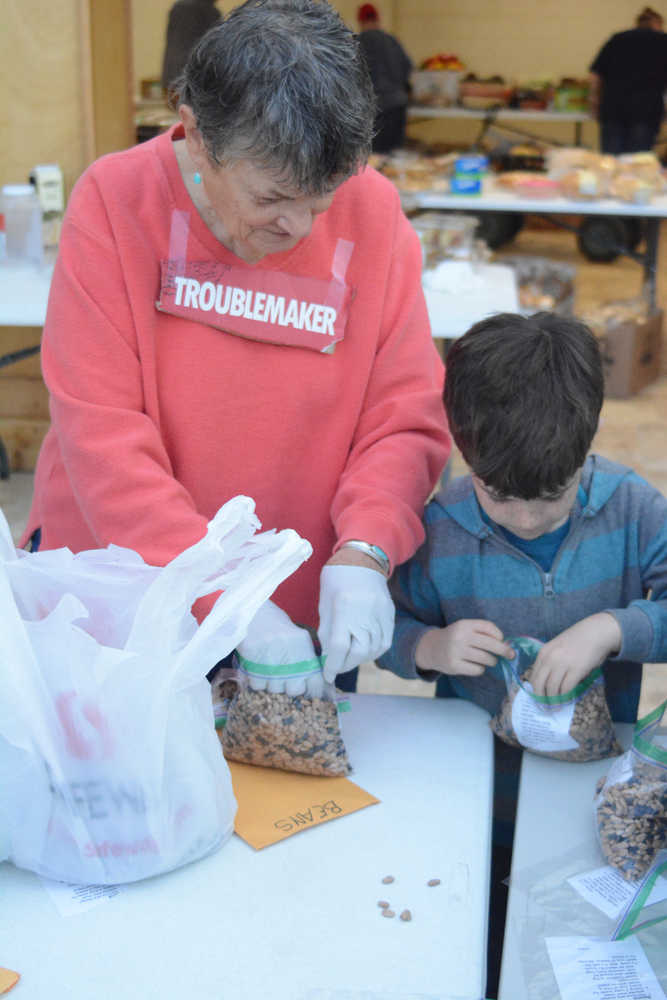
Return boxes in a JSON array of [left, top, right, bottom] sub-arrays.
[[378, 310, 667, 998], [378, 311, 667, 722]]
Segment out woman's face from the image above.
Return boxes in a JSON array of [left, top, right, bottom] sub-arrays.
[[198, 158, 338, 263]]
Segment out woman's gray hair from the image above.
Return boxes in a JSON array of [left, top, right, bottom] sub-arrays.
[[178, 0, 376, 194]]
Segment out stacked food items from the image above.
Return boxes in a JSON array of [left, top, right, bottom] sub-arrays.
[[552, 77, 590, 112], [498, 149, 666, 204], [411, 53, 466, 107], [410, 212, 480, 268], [459, 74, 513, 110], [372, 146, 666, 207], [499, 256, 576, 316], [410, 64, 589, 113], [371, 150, 458, 192]]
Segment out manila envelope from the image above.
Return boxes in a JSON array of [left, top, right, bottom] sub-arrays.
[[228, 760, 380, 850]]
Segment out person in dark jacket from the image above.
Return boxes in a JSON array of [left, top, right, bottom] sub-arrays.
[[161, 0, 222, 93], [589, 6, 667, 153], [357, 3, 413, 153]]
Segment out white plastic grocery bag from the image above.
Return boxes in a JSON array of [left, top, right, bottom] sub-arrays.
[[0, 496, 311, 885]]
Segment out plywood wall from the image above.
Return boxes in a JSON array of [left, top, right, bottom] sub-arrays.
[[132, 0, 652, 92], [131, 0, 391, 87], [0, 0, 90, 195]]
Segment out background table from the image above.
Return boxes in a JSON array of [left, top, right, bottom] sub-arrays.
[[404, 181, 667, 311], [408, 105, 593, 148], [0, 258, 55, 328], [497, 724, 667, 999], [0, 694, 494, 1000], [423, 261, 519, 340]]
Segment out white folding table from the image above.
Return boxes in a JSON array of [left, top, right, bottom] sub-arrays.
[[407, 105, 593, 148], [0, 694, 494, 1000], [422, 260, 519, 340], [403, 180, 667, 311], [0, 258, 54, 328], [497, 724, 666, 998]]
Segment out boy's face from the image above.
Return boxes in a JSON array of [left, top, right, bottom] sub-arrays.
[[472, 472, 582, 540]]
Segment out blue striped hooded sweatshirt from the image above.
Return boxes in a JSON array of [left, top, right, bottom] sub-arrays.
[[378, 454, 667, 723]]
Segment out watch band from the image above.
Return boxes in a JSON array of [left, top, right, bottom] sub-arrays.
[[342, 539, 390, 575]]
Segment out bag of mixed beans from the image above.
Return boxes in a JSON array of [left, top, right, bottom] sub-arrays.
[[215, 608, 351, 778], [490, 636, 623, 762], [595, 699, 667, 882]]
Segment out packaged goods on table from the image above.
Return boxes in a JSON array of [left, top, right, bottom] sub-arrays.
[[459, 74, 513, 109], [412, 56, 465, 107], [496, 172, 561, 198], [552, 76, 589, 112], [491, 637, 623, 762], [595, 700, 667, 882], [450, 154, 488, 195], [581, 297, 652, 331], [547, 148, 666, 202], [410, 212, 479, 267], [495, 143, 546, 173], [499, 255, 575, 315], [378, 150, 455, 193]]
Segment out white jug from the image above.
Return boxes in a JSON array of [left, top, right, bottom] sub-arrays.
[[2, 184, 43, 265]]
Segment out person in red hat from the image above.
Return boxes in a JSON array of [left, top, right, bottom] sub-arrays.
[[357, 3, 413, 153]]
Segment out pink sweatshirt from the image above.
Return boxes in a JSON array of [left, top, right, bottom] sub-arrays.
[[23, 125, 450, 627]]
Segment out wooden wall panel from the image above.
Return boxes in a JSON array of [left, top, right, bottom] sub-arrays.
[[0, 0, 88, 195], [89, 0, 135, 156]]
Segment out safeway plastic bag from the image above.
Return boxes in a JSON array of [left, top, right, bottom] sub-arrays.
[[0, 496, 311, 885]]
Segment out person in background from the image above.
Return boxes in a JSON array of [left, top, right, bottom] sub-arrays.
[[22, 0, 450, 694], [377, 311, 667, 996], [161, 0, 222, 95], [357, 3, 413, 153], [589, 6, 667, 154]]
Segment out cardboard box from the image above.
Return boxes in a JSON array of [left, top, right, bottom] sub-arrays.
[[595, 310, 663, 398]]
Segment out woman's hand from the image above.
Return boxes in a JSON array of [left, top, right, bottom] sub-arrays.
[[318, 561, 395, 684], [416, 620, 514, 676], [529, 613, 622, 698]]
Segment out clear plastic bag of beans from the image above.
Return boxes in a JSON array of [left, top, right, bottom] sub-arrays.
[[219, 609, 351, 777], [490, 636, 623, 761], [508, 842, 667, 998], [595, 699, 667, 882]]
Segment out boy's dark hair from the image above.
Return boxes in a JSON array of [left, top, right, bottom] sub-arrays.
[[443, 312, 604, 499]]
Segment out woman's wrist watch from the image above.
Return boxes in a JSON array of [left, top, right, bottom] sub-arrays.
[[342, 539, 391, 576]]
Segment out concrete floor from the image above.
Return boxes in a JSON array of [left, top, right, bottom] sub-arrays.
[[2, 226, 666, 712]]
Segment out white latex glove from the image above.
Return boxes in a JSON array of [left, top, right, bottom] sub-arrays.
[[318, 565, 395, 684], [235, 600, 325, 697]]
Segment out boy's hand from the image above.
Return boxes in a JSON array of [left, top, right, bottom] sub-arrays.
[[530, 613, 622, 697], [415, 620, 514, 676]]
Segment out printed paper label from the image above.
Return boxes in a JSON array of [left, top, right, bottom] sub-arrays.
[[546, 936, 664, 1000], [41, 877, 123, 916], [157, 259, 351, 353], [568, 864, 667, 919], [511, 684, 579, 752]]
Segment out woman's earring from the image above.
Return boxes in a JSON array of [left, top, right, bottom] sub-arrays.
[[193, 171, 202, 185]]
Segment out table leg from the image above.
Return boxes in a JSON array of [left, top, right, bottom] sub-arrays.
[[643, 217, 660, 313]]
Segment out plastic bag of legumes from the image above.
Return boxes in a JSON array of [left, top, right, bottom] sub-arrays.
[[595, 699, 667, 882], [490, 636, 623, 761], [219, 601, 351, 777]]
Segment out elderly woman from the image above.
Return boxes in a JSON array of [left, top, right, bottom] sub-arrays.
[[22, 0, 450, 688]]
